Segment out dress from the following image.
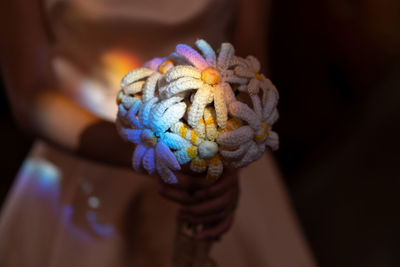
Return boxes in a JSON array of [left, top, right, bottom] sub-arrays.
[[0, 0, 316, 266]]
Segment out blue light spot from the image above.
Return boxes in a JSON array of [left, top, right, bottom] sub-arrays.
[[19, 158, 61, 194], [86, 211, 115, 237]]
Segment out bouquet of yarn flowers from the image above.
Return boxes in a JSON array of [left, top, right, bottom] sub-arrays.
[[116, 39, 279, 267]]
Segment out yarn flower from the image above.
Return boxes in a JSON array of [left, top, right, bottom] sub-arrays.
[[170, 107, 223, 181], [117, 57, 200, 184], [161, 40, 246, 130], [119, 55, 177, 103], [217, 73, 280, 168], [118, 95, 195, 183]]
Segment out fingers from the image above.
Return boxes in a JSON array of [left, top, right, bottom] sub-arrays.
[[178, 202, 235, 224], [193, 171, 239, 201], [157, 182, 196, 205], [179, 187, 239, 217], [197, 214, 234, 240]]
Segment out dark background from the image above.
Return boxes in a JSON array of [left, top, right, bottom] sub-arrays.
[[1, 0, 400, 266]]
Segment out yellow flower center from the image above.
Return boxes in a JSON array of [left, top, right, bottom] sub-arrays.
[[201, 67, 220, 85], [254, 122, 269, 142], [116, 89, 124, 104], [145, 137, 157, 147], [192, 158, 207, 168], [186, 145, 198, 159], [159, 59, 174, 74], [220, 145, 238, 151], [254, 72, 262, 81], [208, 153, 221, 166], [225, 118, 242, 132]]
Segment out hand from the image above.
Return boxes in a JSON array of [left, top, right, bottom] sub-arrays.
[[157, 168, 240, 240]]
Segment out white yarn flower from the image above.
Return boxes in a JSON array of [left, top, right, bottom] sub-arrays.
[[217, 72, 280, 168], [119, 54, 179, 103], [118, 95, 196, 184], [161, 40, 246, 130], [118, 58, 197, 184], [170, 106, 223, 181]]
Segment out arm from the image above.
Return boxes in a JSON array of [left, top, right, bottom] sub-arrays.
[[0, 0, 132, 167]]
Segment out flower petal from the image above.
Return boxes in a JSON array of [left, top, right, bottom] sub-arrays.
[[118, 128, 142, 144], [188, 85, 212, 127], [142, 72, 161, 102], [151, 96, 183, 122], [164, 76, 203, 98], [262, 88, 279, 120], [213, 84, 228, 129], [152, 102, 187, 133], [164, 65, 201, 83], [138, 97, 158, 127], [234, 65, 254, 79], [216, 125, 254, 147], [132, 144, 147, 171], [143, 57, 165, 71], [126, 98, 142, 128], [220, 82, 236, 105], [223, 73, 248, 84], [246, 55, 261, 72], [124, 81, 145, 96], [156, 161, 178, 184], [190, 156, 207, 173], [265, 108, 279, 126], [207, 155, 223, 181], [160, 132, 191, 150], [156, 142, 181, 171], [217, 43, 234, 70], [251, 94, 263, 119], [247, 78, 260, 95], [142, 148, 156, 175], [265, 130, 279, 151], [174, 145, 197, 165], [229, 101, 261, 130], [117, 104, 128, 118], [204, 107, 218, 141], [195, 39, 217, 67], [170, 122, 204, 146], [232, 141, 260, 168], [229, 56, 246, 68], [176, 44, 209, 70], [219, 141, 252, 160], [121, 68, 153, 88]]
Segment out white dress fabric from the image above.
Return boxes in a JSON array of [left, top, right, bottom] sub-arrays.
[[0, 0, 316, 266]]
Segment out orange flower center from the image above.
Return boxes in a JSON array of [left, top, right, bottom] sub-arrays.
[[145, 137, 157, 147], [201, 67, 220, 85], [159, 59, 174, 74], [254, 122, 269, 142], [254, 72, 262, 81]]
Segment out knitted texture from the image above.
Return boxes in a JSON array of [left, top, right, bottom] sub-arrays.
[[116, 40, 279, 183]]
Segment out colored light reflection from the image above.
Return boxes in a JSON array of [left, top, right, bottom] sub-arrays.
[[15, 158, 115, 239], [77, 49, 141, 120], [101, 50, 141, 87], [18, 158, 61, 199], [86, 210, 115, 237]]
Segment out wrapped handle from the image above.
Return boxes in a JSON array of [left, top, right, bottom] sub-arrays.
[[172, 222, 217, 267]]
